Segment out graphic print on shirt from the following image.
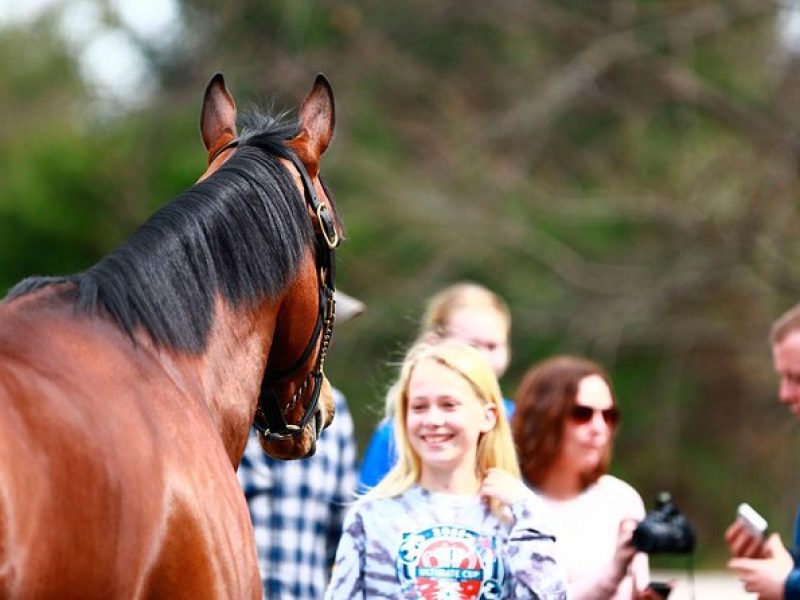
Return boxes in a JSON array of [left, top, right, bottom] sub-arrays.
[[396, 525, 505, 599]]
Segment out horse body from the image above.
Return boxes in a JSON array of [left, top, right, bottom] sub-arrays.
[[0, 75, 341, 598], [0, 270, 263, 600]]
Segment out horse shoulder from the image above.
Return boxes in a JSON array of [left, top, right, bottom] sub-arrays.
[[0, 291, 258, 599]]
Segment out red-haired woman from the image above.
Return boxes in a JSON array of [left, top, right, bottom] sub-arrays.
[[511, 355, 650, 600]]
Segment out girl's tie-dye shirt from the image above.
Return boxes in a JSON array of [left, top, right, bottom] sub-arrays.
[[325, 485, 568, 599]]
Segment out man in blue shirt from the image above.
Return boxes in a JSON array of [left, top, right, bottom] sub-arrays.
[[727, 303, 800, 600]]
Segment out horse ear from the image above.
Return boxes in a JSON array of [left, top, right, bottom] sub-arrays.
[[201, 73, 238, 165], [289, 74, 335, 176]]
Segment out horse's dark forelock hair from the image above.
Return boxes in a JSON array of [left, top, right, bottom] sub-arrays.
[[7, 111, 319, 353]]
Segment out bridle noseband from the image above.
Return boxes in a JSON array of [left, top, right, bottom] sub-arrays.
[[215, 137, 340, 442]]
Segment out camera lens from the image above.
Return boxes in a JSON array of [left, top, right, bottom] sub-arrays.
[[632, 492, 696, 555]]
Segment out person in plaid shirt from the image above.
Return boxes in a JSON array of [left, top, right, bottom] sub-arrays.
[[237, 292, 362, 599]]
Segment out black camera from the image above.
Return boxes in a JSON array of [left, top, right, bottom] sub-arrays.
[[632, 492, 696, 554]]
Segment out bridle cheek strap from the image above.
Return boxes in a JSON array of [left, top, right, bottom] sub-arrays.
[[252, 147, 339, 442], [253, 287, 332, 440]]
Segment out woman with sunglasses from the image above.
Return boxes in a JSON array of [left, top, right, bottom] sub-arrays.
[[511, 355, 650, 600]]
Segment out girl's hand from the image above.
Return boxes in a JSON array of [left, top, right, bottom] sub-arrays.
[[479, 468, 534, 506]]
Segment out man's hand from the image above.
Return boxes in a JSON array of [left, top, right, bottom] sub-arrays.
[[726, 519, 769, 558], [728, 533, 793, 600]]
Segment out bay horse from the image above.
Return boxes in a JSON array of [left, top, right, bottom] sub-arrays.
[[0, 73, 343, 599]]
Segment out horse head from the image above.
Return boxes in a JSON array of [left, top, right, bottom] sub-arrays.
[[200, 74, 342, 460]]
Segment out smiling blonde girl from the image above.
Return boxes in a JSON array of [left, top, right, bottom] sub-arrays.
[[325, 341, 567, 599]]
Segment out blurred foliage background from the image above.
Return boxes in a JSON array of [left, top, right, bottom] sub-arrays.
[[2, 0, 800, 567]]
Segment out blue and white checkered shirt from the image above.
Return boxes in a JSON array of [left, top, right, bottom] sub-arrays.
[[237, 389, 358, 600]]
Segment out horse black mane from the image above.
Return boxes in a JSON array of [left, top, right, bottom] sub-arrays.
[[7, 111, 317, 353]]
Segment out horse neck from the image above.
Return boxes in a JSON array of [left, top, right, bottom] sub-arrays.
[[169, 295, 280, 467], [166, 249, 319, 467]]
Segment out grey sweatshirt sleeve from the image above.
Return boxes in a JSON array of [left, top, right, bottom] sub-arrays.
[[507, 499, 570, 599], [325, 506, 366, 600]]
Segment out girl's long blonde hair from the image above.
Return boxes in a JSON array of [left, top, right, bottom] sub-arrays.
[[368, 340, 520, 517]]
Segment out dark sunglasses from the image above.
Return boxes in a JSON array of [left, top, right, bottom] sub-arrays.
[[569, 405, 620, 427]]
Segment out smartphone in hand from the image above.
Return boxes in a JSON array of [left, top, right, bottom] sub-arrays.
[[737, 502, 768, 539], [646, 581, 672, 599]]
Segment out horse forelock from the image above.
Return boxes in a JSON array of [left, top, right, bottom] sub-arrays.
[[5, 112, 316, 354]]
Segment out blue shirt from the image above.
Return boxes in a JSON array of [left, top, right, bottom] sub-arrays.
[[358, 398, 515, 492], [787, 505, 800, 599], [238, 389, 358, 600]]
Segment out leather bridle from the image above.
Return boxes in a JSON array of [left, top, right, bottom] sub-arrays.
[[212, 137, 340, 442]]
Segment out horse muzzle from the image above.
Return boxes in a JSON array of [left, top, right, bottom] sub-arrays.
[[256, 375, 335, 460]]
